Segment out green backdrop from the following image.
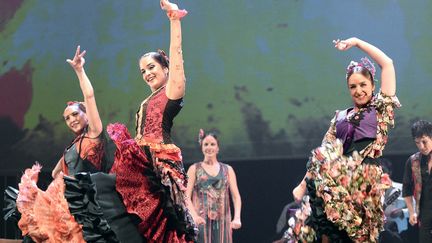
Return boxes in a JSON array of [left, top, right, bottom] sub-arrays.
[[1, 0, 431, 170]]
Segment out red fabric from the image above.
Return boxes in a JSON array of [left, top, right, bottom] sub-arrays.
[[143, 88, 167, 143], [107, 123, 191, 243]]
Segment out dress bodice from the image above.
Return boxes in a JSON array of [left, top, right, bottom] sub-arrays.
[[63, 130, 113, 175], [335, 106, 377, 152], [135, 86, 183, 144], [64, 143, 100, 175]]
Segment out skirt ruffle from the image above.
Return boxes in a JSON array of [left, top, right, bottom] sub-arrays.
[[16, 164, 85, 243], [305, 140, 390, 242], [107, 123, 197, 243], [64, 172, 145, 243], [10, 164, 144, 243]]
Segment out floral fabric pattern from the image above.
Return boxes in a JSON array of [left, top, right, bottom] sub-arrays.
[[192, 162, 232, 243], [294, 91, 401, 242]]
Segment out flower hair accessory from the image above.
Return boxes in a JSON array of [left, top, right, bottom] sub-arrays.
[[198, 129, 205, 145], [66, 101, 86, 112], [346, 57, 376, 81], [66, 101, 85, 107], [157, 49, 170, 65]]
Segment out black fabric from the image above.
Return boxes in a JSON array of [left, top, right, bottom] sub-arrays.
[[64, 173, 120, 243], [64, 143, 101, 175], [419, 212, 432, 243], [3, 186, 20, 223], [100, 130, 116, 173], [64, 129, 115, 175], [64, 172, 148, 243], [142, 146, 197, 242], [416, 154, 432, 243], [90, 173, 146, 243], [305, 178, 353, 243], [402, 157, 415, 197], [162, 98, 183, 143], [3, 186, 35, 243]]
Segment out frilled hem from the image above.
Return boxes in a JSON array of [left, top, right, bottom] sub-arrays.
[[306, 140, 389, 242], [16, 164, 85, 243], [135, 137, 181, 155], [107, 123, 197, 242], [63, 173, 119, 243], [305, 178, 352, 243]]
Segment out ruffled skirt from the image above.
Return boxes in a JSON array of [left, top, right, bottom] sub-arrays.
[[6, 164, 144, 243], [5, 123, 196, 243], [304, 140, 391, 242], [107, 123, 197, 243]]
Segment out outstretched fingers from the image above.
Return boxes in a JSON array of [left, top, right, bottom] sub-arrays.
[[66, 45, 86, 69]]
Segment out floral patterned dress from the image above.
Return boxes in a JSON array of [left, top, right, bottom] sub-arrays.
[[192, 162, 232, 243], [288, 92, 400, 243]]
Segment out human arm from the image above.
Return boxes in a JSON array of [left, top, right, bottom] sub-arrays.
[[292, 172, 312, 203], [185, 164, 206, 225], [52, 158, 64, 178], [66, 45, 103, 137], [160, 0, 187, 100], [334, 37, 396, 96], [404, 196, 418, 225], [402, 157, 417, 225], [228, 165, 242, 229]]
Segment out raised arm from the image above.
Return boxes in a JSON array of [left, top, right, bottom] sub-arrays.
[[334, 37, 396, 96], [160, 0, 188, 100], [66, 46, 102, 137], [228, 166, 242, 229]]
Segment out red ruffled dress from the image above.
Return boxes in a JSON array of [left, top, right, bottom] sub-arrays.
[[107, 86, 197, 242]]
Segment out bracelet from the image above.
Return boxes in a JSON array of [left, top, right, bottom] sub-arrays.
[[167, 9, 188, 20]]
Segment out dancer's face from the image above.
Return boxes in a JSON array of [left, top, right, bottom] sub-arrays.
[[414, 135, 432, 156], [347, 73, 375, 108], [63, 105, 88, 135], [139, 56, 169, 92], [201, 135, 219, 157]]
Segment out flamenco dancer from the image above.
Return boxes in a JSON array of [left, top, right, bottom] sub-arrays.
[[4, 1, 196, 242], [290, 37, 400, 242]]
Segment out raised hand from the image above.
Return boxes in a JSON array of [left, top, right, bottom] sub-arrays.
[[160, 0, 179, 11], [66, 45, 86, 71], [333, 38, 358, 51], [160, 0, 187, 20]]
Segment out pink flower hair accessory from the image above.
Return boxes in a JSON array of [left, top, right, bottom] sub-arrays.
[[198, 128, 205, 145]]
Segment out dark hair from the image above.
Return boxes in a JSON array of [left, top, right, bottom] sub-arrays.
[[140, 49, 169, 69], [346, 66, 374, 85], [411, 120, 432, 139], [199, 131, 219, 147], [66, 101, 86, 113]]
